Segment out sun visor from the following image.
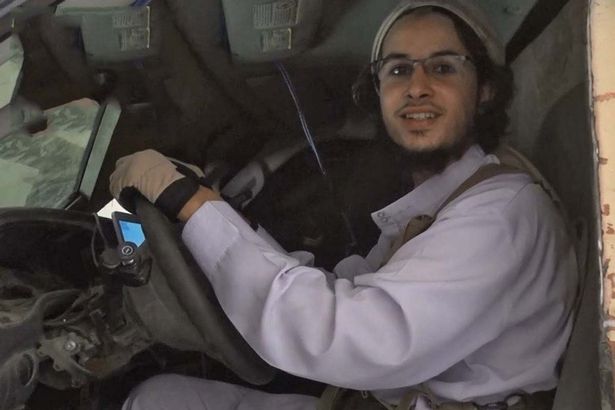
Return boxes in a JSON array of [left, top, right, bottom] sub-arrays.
[[221, 0, 323, 63]]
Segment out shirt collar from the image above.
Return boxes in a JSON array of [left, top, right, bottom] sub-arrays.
[[371, 144, 498, 237]]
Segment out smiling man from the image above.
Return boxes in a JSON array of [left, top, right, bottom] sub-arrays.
[[378, 11, 483, 155], [112, 1, 578, 409]]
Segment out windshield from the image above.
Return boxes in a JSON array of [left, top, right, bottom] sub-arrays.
[[0, 98, 101, 209]]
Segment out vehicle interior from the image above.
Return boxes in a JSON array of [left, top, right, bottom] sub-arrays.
[[0, 0, 604, 409]]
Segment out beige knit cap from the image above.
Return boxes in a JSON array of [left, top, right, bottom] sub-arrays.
[[371, 0, 505, 65]]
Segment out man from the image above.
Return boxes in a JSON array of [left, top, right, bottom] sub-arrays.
[[111, 1, 578, 409]]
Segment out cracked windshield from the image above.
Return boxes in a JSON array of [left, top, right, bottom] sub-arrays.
[[0, 99, 99, 208], [0, 36, 100, 208]]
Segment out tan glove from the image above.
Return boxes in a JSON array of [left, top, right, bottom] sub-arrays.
[[109, 149, 204, 219]]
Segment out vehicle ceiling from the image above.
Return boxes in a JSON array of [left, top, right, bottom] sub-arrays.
[[55, 0, 539, 68]]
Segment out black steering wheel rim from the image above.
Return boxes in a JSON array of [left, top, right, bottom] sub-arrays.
[[135, 196, 275, 385]]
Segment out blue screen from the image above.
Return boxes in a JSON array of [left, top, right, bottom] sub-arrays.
[[119, 220, 145, 247]]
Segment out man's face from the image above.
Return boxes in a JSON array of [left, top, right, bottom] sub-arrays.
[[378, 11, 488, 155]]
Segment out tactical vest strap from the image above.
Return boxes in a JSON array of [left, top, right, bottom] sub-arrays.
[[386, 162, 522, 260], [316, 388, 554, 409], [317, 385, 343, 410]]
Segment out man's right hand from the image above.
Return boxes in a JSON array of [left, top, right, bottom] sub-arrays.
[[109, 149, 204, 220]]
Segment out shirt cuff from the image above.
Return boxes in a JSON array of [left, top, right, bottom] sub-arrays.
[[182, 200, 258, 274]]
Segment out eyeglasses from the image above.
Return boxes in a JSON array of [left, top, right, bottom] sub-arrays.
[[371, 53, 473, 86]]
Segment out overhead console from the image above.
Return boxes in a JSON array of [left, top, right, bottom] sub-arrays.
[[221, 0, 323, 62]]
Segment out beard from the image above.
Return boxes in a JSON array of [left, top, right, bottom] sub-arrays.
[[382, 123, 475, 176]]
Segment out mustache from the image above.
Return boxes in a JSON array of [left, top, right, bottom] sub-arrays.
[[395, 101, 444, 115]]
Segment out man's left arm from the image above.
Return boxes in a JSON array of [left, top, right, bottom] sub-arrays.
[[180, 195, 535, 389]]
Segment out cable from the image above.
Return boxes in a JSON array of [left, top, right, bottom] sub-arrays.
[[275, 62, 327, 177], [90, 228, 99, 268], [44, 291, 98, 328], [131, 0, 152, 7], [93, 213, 111, 248], [275, 62, 358, 254], [90, 213, 112, 269]]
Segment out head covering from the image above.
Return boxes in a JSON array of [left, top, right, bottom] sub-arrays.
[[371, 0, 505, 66]]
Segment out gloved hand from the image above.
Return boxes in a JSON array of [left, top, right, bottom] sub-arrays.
[[109, 149, 205, 220]]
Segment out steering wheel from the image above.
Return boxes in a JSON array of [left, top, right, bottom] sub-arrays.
[[135, 197, 275, 385]]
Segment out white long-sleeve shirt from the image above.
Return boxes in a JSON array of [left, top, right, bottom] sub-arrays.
[[182, 145, 578, 405]]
